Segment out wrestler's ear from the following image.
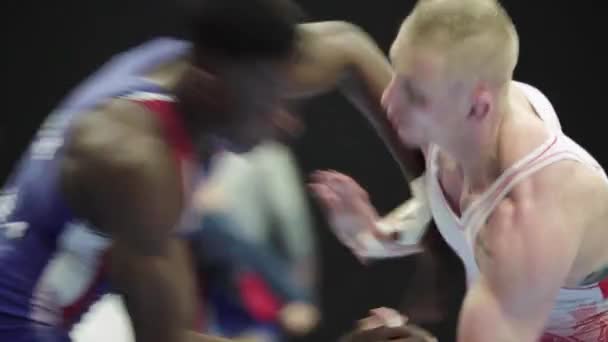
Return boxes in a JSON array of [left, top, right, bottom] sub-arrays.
[[468, 86, 492, 122]]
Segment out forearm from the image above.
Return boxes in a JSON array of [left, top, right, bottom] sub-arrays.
[[338, 28, 425, 182], [290, 22, 424, 182], [110, 239, 198, 342], [458, 281, 540, 342]]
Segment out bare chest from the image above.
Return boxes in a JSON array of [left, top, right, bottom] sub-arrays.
[[435, 152, 478, 217], [435, 152, 495, 267]]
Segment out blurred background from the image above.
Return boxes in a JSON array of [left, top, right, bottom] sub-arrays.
[[1, 1, 602, 341]]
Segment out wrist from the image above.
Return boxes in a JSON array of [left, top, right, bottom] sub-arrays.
[[409, 173, 427, 200]]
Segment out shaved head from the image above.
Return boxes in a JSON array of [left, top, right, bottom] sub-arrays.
[[391, 0, 518, 88], [383, 0, 520, 151]]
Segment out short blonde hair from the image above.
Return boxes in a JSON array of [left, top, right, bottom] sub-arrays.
[[402, 0, 519, 87]]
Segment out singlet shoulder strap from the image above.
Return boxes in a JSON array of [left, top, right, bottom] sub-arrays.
[[462, 82, 568, 236], [120, 90, 176, 103], [514, 81, 562, 133], [460, 133, 558, 224], [121, 90, 194, 162], [466, 136, 593, 243]]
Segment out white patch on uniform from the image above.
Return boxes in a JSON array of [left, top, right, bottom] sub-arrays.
[[1, 221, 29, 239], [30, 111, 69, 160], [71, 294, 134, 342], [0, 189, 18, 222], [31, 136, 64, 160], [119, 91, 176, 102], [30, 221, 111, 325]]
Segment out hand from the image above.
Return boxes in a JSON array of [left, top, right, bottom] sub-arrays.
[[279, 301, 320, 335], [309, 170, 385, 257], [339, 308, 437, 342], [193, 180, 227, 212]]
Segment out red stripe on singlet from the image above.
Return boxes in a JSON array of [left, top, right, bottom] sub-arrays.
[[130, 97, 206, 328], [599, 278, 608, 299], [62, 251, 110, 328], [136, 99, 195, 163]]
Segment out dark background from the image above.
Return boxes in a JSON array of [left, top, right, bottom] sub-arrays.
[[1, 1, 602, 341]]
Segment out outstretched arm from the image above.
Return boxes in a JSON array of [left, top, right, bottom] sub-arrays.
[[310, 170, 429, 260], [288, 21, 424, 182]]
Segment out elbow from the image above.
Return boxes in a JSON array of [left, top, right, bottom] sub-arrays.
[[316, 21, 376, 52], [314, 20, 366, 36]]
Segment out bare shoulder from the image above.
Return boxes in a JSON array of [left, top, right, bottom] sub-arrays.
[[61, 98, 183, 237], [477, 160, 604, 294], [493, 86, 606, 224], [66, 98, 162, 160], [298, 21, 359, 35], [293, 21, 358, 64], [490, 159, 604, 227]]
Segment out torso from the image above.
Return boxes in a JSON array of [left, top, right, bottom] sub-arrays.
[[0, 37, 199, 333], [427, 81, 608, 340]]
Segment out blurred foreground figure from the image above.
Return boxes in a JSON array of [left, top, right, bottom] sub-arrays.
[[192, 140, 319, 341], [0, 0, 432, 340], [312, 0, 608, 341]]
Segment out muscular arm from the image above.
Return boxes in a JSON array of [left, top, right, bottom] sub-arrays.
[[288, 21, 424, 182], [60, 102, 235, 342], [457, 163, 592, 342]]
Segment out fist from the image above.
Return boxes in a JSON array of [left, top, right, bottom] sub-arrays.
[[279, 301, 320, 336], [339, 308, 437, 342]]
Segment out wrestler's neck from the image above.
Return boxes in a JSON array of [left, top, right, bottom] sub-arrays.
[[454, 86, 515, 192], [143, 56, 208, 149]]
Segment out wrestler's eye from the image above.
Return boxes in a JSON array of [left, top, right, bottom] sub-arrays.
[[411, 92, 427, 106], [402, 80, 426, 106]]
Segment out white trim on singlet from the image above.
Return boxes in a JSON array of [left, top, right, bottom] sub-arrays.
[[429, 81, 608, 281], [460, 82, 608, 276], [119, 91, 176, 102], [464, 81, 603, 240], [429, 82, 608, 337], [430, 81, 564, 228], [467, 148, 587, 243], [461, 134, 558, 226], [30, 221, 110, 326]]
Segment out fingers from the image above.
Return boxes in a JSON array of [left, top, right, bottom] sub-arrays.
[[309, 170, 358, 216], [308, 183, 339, 211], [309, 169, 381, 261], [310, 170, 369, 202], [400, 324, 438, 342]]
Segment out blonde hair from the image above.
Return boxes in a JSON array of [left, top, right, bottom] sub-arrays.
[[402, 0, 519, 87]]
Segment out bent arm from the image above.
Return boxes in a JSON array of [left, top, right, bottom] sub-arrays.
[[288, 21, 424, 182], [458, 195, 582, 342], [60, 104, 238, 342]]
